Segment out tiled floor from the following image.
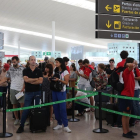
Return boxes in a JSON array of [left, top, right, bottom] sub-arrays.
[[0, 112, 140, 140]]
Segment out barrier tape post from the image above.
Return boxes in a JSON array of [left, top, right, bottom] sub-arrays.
[[93, 92, 109, 133], [68, 87, 80, 122], [0, 92, 13, 138]]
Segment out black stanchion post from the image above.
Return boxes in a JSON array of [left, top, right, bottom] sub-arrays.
[[93, 92, 109, 133], [68, 87, 80, 122], [112, 88, 115, 103], [0, 92, 13, 138]]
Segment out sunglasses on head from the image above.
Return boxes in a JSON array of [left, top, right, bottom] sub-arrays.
[[110, 61, 114, 63]]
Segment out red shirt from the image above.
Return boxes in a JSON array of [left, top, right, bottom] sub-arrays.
[[79, 66, 85, 71], [116, 59, 126, 68], [135, 68, 140, 77], [66, 66, 70, 74], [84, 65, 94, 77], [121, 68, 135, 97]]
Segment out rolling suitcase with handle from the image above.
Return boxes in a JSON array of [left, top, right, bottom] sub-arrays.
[[106, 103, 118, 125], [95, 102, 107, 120], [29, 94, 47, 133]]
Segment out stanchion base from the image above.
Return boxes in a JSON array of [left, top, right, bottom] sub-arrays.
[[93, 128, 109, 133], [0, 132, 13, 138], [68, 118, 80, 122]]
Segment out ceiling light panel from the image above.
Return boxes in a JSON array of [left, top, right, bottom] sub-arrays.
[[0, 25, 107, 49], [52, 0, 95, 11]]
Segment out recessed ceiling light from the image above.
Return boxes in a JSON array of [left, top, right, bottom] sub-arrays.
[[52, 0, 95, 11], [0, 25, 107, 49]]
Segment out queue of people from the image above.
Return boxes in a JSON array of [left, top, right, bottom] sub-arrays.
[[0, 50, 139, 139]]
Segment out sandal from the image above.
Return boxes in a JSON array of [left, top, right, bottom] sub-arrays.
[[82, 110, 86, 115], [90, 108, 95, 112]]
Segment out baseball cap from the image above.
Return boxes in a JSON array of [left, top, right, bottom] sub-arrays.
[[4, 63, 10, 71]]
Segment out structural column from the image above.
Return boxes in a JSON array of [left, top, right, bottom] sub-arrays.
[[52, 21, 55, 56], [18, 39, 20, 59]]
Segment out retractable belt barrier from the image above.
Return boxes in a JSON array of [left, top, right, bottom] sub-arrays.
[[0, 92, 3, 96], [1, 87, 140, 137], [6, 91, 98, 112]]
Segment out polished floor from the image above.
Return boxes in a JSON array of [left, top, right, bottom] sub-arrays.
[[0, 112, 140, 140]]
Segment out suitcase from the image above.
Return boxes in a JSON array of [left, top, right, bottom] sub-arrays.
[[106, 104, 118, 125], [95, 102, 107, 120], [29, 94, 47, 133], [94, 95, 110, 102]]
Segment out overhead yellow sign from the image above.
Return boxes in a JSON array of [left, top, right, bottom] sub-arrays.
[[105, 5, 112, 11], [114, 21, 121, 29], [106, 20, 111, 28], [113, 5, 120, 13]]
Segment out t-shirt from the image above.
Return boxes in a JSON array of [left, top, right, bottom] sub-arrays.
[[106, 67, 115, 85], [84, 65, 94, 87], [6, 66, 24, 91], [121, 68, 135, 97], [76, 91, 90, 104], [78, 68, 88, 85], [23, 67, 43, 92], [66, 66, 70, 74], [117, 59, 126, 68], [60, 70, 69, 92], [117, 59, 126, 83], [133, 68, 140, 90], [70, 71, 77, 79]]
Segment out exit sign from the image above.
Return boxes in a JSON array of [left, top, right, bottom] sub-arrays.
[[43, 52, 51, 56], [46, 52, 51, 55]]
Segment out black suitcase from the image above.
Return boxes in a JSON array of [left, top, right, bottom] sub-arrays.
[[95, 102, 107, 120], [94, 95, 110, 102], [106, 104, 118, 125], [29, 95, 47, 133]]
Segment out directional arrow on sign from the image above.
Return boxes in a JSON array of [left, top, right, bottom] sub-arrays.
[[106, 20, 111, 28], [105, 5, 112, 11]]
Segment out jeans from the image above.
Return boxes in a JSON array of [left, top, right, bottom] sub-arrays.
[[78, 84, 86, 90], [0, 87, 7, 108], [20, 91, 41, 127], [52, 91, 68, 127]]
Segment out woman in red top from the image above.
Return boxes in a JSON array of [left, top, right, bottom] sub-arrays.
[[119, 57, 137, 139]]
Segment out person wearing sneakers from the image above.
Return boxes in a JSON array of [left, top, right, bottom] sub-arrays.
[[0, 56, 25, 125], [83, 59, 94, 112], [16, 56, 43, 133], [119, 58, 137, 139], [52, 58, 71, 133], [0, 63, 10, 111]]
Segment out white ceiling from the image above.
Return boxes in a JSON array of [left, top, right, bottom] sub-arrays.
[[0, 0, 131, 56]]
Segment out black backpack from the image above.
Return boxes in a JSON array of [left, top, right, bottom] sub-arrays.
[[134, 68, 140, 86], [110, 67, 126, 92], [50, 71, 64, 92], [88, 67, 97, 88]]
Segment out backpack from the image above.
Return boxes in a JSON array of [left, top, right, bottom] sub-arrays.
[[88, 67, 97, 88], [134, 68, 140, 86], [50, 71, 64, 92], [110, 67, 126, 92]]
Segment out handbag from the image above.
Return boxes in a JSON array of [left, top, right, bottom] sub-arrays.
[[50, 71, 64, 92]]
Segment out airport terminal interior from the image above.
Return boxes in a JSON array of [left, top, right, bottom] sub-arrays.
[[0, 0, 140, 140]]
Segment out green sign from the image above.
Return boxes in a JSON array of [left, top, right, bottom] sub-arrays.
[[43, 52, 51, 56], [46, 52, 51, 55]]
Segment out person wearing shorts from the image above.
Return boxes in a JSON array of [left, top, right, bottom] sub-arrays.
[[119, 58, 137, 139], [0, 56, 25, 125]]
